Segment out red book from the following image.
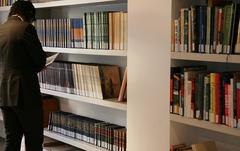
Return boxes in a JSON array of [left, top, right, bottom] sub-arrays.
[[191, 79, 195, 118], [180, 76, 184, 116], [170, 78, 173, 113], [237, 87, 240, 128], [224, 83, 229, 126], [215, 73, 221, 124]]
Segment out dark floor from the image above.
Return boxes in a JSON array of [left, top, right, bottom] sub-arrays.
[[0, 137, 4, 150]]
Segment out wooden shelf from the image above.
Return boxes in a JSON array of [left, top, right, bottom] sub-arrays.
[[43, 47, 127, 56], [40, 88, 127, 111], [44, 129, 110, 151], [170, 114, 240, 137], [0, 0, 126, 11], [171, 52, 240, 63]]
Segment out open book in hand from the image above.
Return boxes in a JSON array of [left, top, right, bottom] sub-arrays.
[[45, 53, 60, 66]]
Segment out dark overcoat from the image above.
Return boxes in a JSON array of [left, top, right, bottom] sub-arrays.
[[0, 16, 46, 106]]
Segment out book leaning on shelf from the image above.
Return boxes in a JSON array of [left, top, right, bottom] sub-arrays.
[[118, 67, 127, 102], [170, 65, 240, 128], [38, 61, 122, 99]]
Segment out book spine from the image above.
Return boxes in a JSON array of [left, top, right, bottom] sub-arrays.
[[183, 9, 189, 52], [236, 20, 240, 52], [199, 6, 207, 53], [210, 73, 216, 123], [174, 19, 181, 52], [205, 6, 211, 54], [216, 8, 223, 54], [215, 73, 221, 124], [237, 82, 240, 128], [191, 6, 197, 52], [204, 74, 210, 121]]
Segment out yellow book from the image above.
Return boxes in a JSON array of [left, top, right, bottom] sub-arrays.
[[109, 12, 113, 50], [235, 20, 240, 52], [123, 12, 128, 50], [210, 73, 216, 123]]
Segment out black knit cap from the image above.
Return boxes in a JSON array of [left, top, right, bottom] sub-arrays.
[[8, 0, 36, 22]]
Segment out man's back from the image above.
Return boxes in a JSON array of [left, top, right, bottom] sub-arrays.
[[0, 18, 27, 73], [0, 17, 35, 74], [0, 16, 46, 106], [0, 1, 46, 150]]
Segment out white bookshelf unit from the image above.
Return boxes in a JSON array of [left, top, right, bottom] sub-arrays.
[[44, 129, 109, 151], [43, 47, 127, 56], [171, 114, 240, 137], [0, 0, 173, 150], [38, 0, 128, 150], [171, 0, 240, 150], [0, 0, 128, 150], [41, 88, 127, 111], [0, 0, 127, 11], [0, 6, 9, 11], [33, 0, 126, 9], [172, 52, 240, 63]]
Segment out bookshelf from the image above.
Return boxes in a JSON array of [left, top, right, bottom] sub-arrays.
[[171, 52, 240, 63], [0, 0, 172, 150], [32, 0, 126, 9], [44, 129, 109, 151], [40, 88, 127, 111], [39, 0, 128, 150], [0, 0, 127, 11], [171, 0, 240, 150], [0, 6, 9, 11], [0, 0, 128, 150], [43, 47, 127, 56], [171, 114, 240, 137]]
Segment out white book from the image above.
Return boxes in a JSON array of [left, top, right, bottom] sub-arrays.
[[45, 53, 59, 66]]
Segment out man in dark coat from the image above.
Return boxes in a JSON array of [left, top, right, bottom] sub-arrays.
[[0, 1, 46, 151]]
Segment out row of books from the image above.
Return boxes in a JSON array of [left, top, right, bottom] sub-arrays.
[[38, 61, 122, 100], [0, 0, 15, 6], [48, 111, 127, 151], [170, 65, 240, 128], [171, 141, 217, 151], [34, 11, 128, 50], [171, 2, 240, 54]]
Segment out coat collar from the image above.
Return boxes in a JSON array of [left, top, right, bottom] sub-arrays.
[[8, 15, 24, 22]]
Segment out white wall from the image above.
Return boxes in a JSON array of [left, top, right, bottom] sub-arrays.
[[128, 0, 171, 150]]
